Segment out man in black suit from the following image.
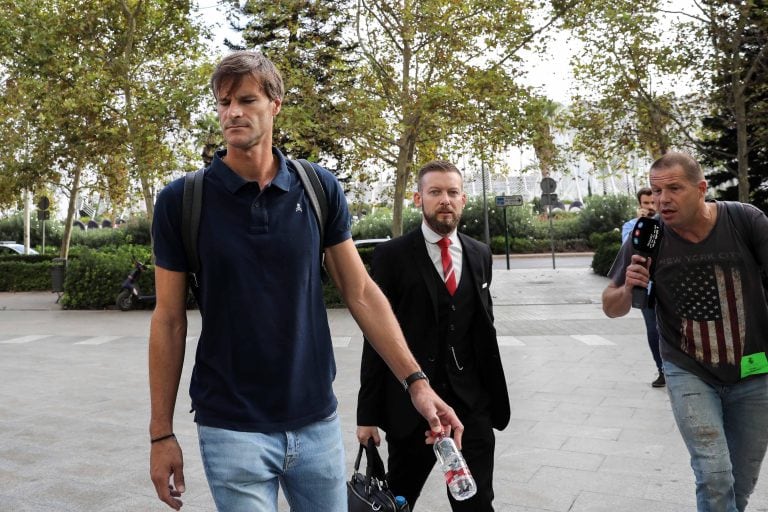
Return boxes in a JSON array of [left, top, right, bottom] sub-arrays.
[[356, 160, 510, 511]]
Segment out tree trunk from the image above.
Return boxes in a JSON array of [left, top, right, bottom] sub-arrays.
[[60, 164, 83, 260], [391, 145, 409, 238], [391, 3, 414, 238], [140, 176, 155, 221], [391, 121, 419, 238], [733, 88, 750, 203]]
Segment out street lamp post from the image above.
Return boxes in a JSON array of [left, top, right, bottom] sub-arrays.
[[481, 159, 490, 246]]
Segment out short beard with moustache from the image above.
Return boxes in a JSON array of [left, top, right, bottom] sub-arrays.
[[423, 208, 460, 236]]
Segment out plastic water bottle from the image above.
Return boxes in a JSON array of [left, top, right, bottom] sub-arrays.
[[395, 495, 410, 511], [433, 433, 477, 500]]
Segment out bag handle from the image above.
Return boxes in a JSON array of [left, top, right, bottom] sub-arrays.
[[354, 437, 387, 481]]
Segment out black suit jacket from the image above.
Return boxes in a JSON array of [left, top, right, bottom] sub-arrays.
[[356, 228, 511, 439]]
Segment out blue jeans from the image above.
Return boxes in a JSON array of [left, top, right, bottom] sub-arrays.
[[664, 361, 768, 511], [197, 412, 346, 512], [641, 307, 663, 371]]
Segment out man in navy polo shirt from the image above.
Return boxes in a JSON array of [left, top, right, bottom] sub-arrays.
[[148, 50, 464, 511]]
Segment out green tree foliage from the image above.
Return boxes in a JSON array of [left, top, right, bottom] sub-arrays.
[[564, 0, 694, 171], [566, 0, 768, 205], [679, 0, 768, 204], [0, 0, 210, 258], [355, 0, 552, 236], [225, 0, 367, 178]]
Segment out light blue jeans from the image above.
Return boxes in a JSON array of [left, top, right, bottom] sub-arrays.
[[197, 412, 346, 512], [664, 361, 768, 511]]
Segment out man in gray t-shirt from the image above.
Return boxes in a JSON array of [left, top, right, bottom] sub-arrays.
[[603, 152, 768, 511]]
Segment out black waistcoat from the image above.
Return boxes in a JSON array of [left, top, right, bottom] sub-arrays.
[[432, 255, 487, 413]]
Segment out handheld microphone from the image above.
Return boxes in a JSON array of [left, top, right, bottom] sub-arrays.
[[630, 217, 662, 309]]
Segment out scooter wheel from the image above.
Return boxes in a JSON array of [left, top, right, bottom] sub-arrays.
[[116, 290, 137, 311]]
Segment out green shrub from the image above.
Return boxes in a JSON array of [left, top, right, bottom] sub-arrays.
[[0, 260, 54, 291], [491, 236, 547, 254], [588, 229, 622, 248], [0, 214, 26, 243], [69, 226, 129, 248], [590, 230, 624, 276], [121, 217, 152, 245], [592, 242, 622, 277], [59, 245, 154, 309], [323, 282, 344, 308], [578, 195, 634, 235], [0, 254, 55, 264], [0, 213, 152, 250], [352, 208, 421, 239]]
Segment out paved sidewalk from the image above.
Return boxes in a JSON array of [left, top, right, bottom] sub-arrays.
[[1, 267, 768, 511]]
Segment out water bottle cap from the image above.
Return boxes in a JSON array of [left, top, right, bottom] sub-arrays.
[[395, 496, 406, 505]]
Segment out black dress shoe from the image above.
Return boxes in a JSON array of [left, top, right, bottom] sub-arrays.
[[652, 372, 666, 388]]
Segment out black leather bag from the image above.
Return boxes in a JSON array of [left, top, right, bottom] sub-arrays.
[[347, 438, 401, 512]]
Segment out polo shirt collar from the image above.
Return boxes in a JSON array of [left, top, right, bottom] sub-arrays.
[[209, 147, 292, 194]]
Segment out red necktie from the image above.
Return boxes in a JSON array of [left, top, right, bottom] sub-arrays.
[[437, 237, 457, 295]]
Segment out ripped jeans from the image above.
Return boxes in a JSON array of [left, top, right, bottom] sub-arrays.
[[664, 361, 768, 511]]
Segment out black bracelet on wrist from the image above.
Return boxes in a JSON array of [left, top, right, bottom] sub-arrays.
[[151, 433, 176, 444], [401, 370, 429, 391]]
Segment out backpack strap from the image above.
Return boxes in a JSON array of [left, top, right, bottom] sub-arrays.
[[182, 167, 205, 281], [290, 159, 328, 246]]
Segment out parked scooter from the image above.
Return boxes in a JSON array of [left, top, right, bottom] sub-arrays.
[[116, 259, 156, 311]]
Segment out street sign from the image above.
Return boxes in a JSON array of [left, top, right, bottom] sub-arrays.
[[540, 193, 559, 206], [37, 210, 50, 221], [540, 177, 557, 194], [37, 196, 50, 211], [495, 195, 524, 207]]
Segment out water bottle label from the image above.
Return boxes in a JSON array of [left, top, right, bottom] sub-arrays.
[[444, 466, 470, 483]]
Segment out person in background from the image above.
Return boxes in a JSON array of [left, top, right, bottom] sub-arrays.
[[148, 51, 463, 512], [356, 160, 510, 511], [621, 186, 664, 387], [603, 152, 768, 511]]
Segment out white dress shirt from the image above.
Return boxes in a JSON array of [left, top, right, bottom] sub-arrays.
[[421, 222, 463, 286]]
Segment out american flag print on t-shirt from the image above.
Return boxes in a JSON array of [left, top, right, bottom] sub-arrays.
[[670, 263, 745, 366]]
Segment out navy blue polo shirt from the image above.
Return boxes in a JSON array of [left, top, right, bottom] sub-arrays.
[[152, 147, 351, 432]]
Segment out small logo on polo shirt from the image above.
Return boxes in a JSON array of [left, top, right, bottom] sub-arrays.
[[296, 202, 303, 213]]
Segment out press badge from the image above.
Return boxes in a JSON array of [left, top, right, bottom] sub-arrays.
[[740, 352, 768, 378]]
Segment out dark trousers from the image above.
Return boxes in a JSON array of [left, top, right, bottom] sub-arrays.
[[641, 306, 663, 371], [386, 408, 495, 512]]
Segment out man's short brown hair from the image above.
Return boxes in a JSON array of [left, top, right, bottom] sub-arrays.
[[636, 187, 652, 203], [210, 50, 284, 102], [416, 160, 463, 191], [650, 152, 704, 184]]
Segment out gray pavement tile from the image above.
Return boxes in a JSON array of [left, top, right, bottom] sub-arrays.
[[560, 436, 666, 460], [568, 490, 696, 512], [491, 480, 579, 511], [528, 422, 621, 441]]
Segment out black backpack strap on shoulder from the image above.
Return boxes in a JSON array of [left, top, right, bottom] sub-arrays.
[[290, 158, 328, 245], [182, 167, 205, 281]]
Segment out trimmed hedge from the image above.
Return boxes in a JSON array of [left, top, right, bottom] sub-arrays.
[[59, 246, 154, 309], [0, 260, 55, 291], [490, 236, 590, 254], [590, 230, 623, 276]]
